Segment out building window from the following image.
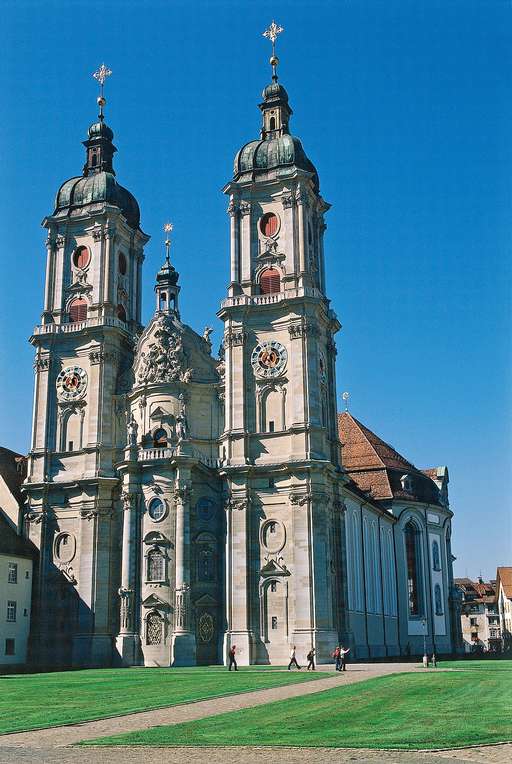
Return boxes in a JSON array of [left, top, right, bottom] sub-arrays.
[[146, 612, 163, 645], [260, 212, 279, 237], [147, 549, 165, 582], [153, 428, 167, 448], [260, 268, 281, 294], [118, 252, 127, 275], [117, 304, 127, 322], [68, 297, 88, 323], [432, 540, 441, 571], [470, 617, 478, 627], [6, 601, 16, 622], [5, 639, 15, 656], [270, 581, 277, 592], [268, 522, 277, 535], [405, 521, 422, 616], [148, 498, 165, 522], [434, 584, 443, 615], [269, 116, 276, 131], [268, 420, 275, 433], [72, 246, 90, 269], [8, 563, 17, 584], [271, 616, 278, 630]]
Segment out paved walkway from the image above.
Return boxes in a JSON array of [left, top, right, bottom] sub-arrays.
[[0, 663, 509, 764]]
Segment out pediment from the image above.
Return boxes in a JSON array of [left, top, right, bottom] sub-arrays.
[[142, 593, 170, 609], [260, 558, 289, 576], [150, 406, 171, 420], [143, 531, 168, 545], [194, 593, 218, 607]]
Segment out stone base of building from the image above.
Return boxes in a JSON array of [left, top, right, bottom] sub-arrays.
[[223, 630, 252, 665], [171, 631, 197, 666], [115, 633, 141, 666], [72, 634, 113, 668]]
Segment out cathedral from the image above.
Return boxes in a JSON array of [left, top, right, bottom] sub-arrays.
[[22, 43, 460, 668]]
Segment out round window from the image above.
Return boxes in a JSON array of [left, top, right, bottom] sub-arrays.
[[72, 246, 90, 269], [260, 212, 279, 238], [148, 498, 166, 522], [261, 519, 286, 554], [54, 532, 76, 563], [118, 252, 127, 275]]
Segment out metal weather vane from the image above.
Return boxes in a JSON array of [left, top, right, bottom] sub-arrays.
[[342, 391, 350, 412], [163, 222, 173, 262], [92, 63, 112, 119], [263, 20, 284, 81]]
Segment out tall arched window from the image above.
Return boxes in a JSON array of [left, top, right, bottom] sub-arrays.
[[147, 549, 165, 582], [432, 540, 441, 571], [405, 521, 423, 616], [69, 298, 88, 323], [260, 268, 281, 295], [153, 428, 167, 447], [434, 584, 443, 615]]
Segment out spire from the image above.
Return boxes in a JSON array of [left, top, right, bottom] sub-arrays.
[[260, 21, 291, 139], [155, 223, 180, 316], [83, 64, 116, 176]]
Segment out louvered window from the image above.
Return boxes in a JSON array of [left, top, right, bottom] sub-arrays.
[[260, 268, 280, 295], [260, 212, 279, 237], [69, 298, 87, 323]]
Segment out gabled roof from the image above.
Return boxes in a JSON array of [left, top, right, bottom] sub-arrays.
[[0, 513, 37, 559], [496, 567, 512, 599], [338, 412, 443, 506]]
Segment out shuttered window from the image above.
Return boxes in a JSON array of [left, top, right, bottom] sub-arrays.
[[260, 212, 279, 237], [69, 298, 87, 323], [260, 268, 280, 295]]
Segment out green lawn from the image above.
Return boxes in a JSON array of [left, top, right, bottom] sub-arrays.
[[83, 663, 512, 750], [0, 666, 323, 735]]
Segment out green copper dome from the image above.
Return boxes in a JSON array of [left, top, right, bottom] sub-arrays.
[[234, 134, 319, 192], [54, 172, 140, 229]]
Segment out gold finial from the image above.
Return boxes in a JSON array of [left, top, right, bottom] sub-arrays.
[[263, 20, 284, 81], [163, 222, 173, 262], [92, 63, 112, 120]]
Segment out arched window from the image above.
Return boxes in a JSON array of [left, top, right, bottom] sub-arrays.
[[72, 246, 90, 269], [148, 498, 165, 522], [69, 298, 87, 323], [259, 213, 279, 237], [118, 252, 127, 275], [260, 268, 281, 295], [117, 304, 127, 322], [153, 428, 167, 447], [146, 612, 163, 645], [432, 540, 441, 571], [147, 549, 165, 582], [434, 584, 443, 615], [269, 116, 276, 131], [405, 521, 423, 616]]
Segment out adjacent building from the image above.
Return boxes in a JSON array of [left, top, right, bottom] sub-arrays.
[[496, 567, 512, 651], [21, 43, 461, 667], [455, 577, 501, 653]]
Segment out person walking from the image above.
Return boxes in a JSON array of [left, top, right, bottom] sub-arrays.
[[332, 645, 341, 671], [339, 645, 350, 671], [306, 648, 316, 671], [228, 644, 237, 671], [287, 645, 301, 670]]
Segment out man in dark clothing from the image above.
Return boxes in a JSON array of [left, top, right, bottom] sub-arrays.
[[228, 644, 237, 671], [306, 648, 316, 671]]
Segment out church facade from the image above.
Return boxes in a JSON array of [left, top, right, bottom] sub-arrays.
[[22, 56, 461, 667]]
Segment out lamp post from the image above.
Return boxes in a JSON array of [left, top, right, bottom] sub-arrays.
[[422, 617, 428, 668]]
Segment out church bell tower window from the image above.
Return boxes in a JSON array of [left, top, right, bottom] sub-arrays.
[[73, 246, 90, 270], [69, 297, 88, 323], [260, 268, 281, 294], [260, 212, 279, 237], [118, 252, 127, 275]]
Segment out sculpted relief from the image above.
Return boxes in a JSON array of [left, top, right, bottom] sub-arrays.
[[134, 315, 193, 385]]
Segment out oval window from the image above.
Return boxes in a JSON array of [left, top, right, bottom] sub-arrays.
[[148, 498, 165, 522], [118, 252, 127, 275], [260, 212, 279, 237], [55, 533, 76, 563], [73, 246, 90, 269]]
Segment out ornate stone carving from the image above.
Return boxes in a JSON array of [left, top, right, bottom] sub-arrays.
[[295, 189, 309, 208], [288, 323, 304, 339], [118, 587, 134, 631], [281, 193, 295, 209], [80, 509, 98, 521], [89, 349, 103, 365], [134, 315, 192, 385], [289, 492, 311, 507], [121, 491, 137, 510], [92, 226, 104, 241], [332, 499, 347, 513], [224, 330, 246, 348], [34, 357, 50, 372], [239, 201, 251, 216], [288, 320, 319, 339], [175, 584, 191, 631], [174, 485, 192, 503], [227, 200, 239, 217], [126, 414, 138, 447], [225, 497, 249, 512], [55, 234, 66, 248], [25, 510, 44, 525]]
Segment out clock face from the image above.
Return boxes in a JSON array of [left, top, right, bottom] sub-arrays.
[[56, 366, 88, 401], [251, 340, 287, 378]]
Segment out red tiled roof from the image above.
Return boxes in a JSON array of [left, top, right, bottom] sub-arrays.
[[496, 567, 512, 599]]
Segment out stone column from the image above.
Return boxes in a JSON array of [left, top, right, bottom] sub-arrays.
[[223, 492, 252, 665], [115, 489, 140, 665], [171, 480, 196, 665], [42, 234, 56, 321], [228, 199, 240, 295], [240, 201, 252, 288]]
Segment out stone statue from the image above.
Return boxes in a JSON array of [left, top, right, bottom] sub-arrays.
[[127, 414, 138, 447], [176, 394, 188, 442], [202, 326, 213, 345]]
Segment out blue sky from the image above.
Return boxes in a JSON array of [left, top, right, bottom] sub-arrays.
[[0, 0, 510, 579]]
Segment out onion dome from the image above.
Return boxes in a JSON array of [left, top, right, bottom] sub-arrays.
[[53, 117, 141, 230], [233, 79, 319, 192]]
